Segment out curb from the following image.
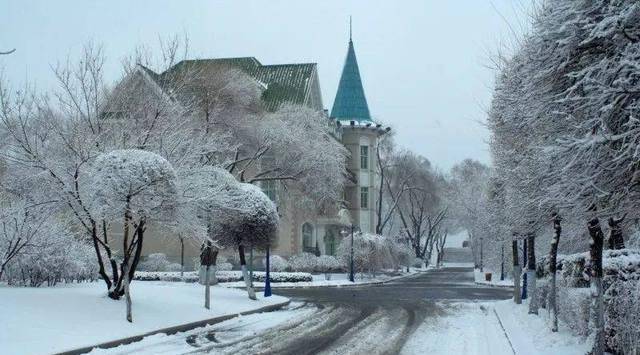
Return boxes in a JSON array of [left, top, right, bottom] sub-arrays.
[[474, 281, 514, 288], [55, 299, 291, 355]]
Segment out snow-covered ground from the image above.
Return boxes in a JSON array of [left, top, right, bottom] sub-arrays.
[[445, 230, 469, 248], [0, 281, 287, 355], [220, 269, 422, 289], [401, 301, 588, 355], [87, 302, 313, 355], [474, 268, 514, 287]]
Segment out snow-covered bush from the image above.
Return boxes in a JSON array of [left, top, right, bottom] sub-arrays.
[[139, 253, 172, 272], [264, 255, 289, 272], [607, 280, 640, 354], [217, 262, 233, 271], [288, 252, 318, 272], [412, 257, 424, 268], [537, 249, 640, 352], [166, 263, 182, 272], [4, 233, 98, 287], [134, 270, 312, 283], [337, 233, 395, 275], [316, 255, 343, 273], [252, 272, 312, 283]]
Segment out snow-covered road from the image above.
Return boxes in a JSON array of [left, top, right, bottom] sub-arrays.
[[89, 253, 519, 354]]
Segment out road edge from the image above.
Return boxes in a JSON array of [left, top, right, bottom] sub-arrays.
[[55, 299, 291, 355]]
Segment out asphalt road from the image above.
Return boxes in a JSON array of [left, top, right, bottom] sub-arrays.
[[98, 248, 512, 354]]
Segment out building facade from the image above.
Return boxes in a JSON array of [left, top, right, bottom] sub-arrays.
[[113, 37, 388, 265]]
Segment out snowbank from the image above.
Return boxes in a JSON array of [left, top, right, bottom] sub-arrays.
[[402, 301, 588, 355], [135, 270, 312, 283], [493, 300, 590, 355], [474, 268, 514, 287], [221, 269, 420, 289], [0, 281, 287, 355]]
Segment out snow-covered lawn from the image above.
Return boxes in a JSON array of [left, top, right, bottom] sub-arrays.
[[474, 268, 514, 287], [401, 301, 588, 355], [219, 269, 421, 289], [0, 281, 288, 355]]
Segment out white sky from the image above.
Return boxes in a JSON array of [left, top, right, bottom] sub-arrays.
[[0, 0, 533, 171]]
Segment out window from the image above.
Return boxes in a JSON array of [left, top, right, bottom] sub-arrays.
[[360, 146, 369, 169], [302, 223, 314, 250], [360, 187, 369, 209], [261, 180, 277, 202], [324, 229, 336, 256]]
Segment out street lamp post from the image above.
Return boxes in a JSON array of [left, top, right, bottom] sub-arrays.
[[349, 223, 355, 282], [480, 237, 484, 272], [500, 243, 505, 281]]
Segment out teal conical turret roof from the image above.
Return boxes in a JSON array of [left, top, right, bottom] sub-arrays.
[[331, 40, 371, 122]]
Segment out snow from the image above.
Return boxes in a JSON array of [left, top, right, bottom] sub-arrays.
[[0, 281, 287, 355], [445, 230, 469, 248], [474, 268, 514, 287], [86, 302, 312, 355], [220, 270, 420, 289], [494, 300, 590, 355], [402, 301, 588, 355]]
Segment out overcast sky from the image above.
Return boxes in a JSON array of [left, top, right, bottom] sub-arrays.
[[0, 1, 533, 171]]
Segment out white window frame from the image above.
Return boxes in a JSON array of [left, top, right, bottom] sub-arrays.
[[360, 145, 369, 170], [360, 186, 369, 209]]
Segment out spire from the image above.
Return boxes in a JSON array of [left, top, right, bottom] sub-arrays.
[[331, 25, 371, 122]]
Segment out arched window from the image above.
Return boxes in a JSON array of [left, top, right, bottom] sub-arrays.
[[302, 223, 313, 251]]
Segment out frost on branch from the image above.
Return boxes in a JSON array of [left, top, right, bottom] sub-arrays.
[[90, 149, 178, 223]]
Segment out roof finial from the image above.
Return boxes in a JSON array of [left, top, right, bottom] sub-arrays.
[[349, 16, 352, 42]]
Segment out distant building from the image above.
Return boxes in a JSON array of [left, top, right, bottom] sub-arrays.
[[110, 36, 388, 265]]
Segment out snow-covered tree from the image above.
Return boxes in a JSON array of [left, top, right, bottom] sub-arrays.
[[210, 182, 279, 300], [91, 149, 178, 321]]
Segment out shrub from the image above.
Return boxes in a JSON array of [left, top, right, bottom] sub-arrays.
[[139, 253, 172, 272], [537, 249, 640, 353], [4, 233, 98, 287], [133, 270, 312, 283], [607, 280, 640, 354], [217, 262, 233, 271], [166, 263, 183, 272], [337, 233, 395, 275], [316, 255, 343, 273], [288, 252, 318, 272], [264, 255, 289, 272]]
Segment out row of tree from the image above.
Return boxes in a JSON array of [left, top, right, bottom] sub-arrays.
[[0, 38, 347, 321], [479, 1, 639, 354]]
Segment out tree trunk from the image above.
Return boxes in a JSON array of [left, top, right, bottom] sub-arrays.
[[123, 263, 132, 323], [588, 218, 605, 355], [238, 245, 256, 300], [180, 236, 185, 278], [512, 239, 522, 304], [550, 213, 561, 332], [527, 232, 538, 315], [205, 265, 211, 309], [607, 217, 625, 250]]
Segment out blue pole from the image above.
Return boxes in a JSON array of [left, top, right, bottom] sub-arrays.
[[522, 239, 528, 300], [349, 224, 355, 282], [264, 245, 272, 297]]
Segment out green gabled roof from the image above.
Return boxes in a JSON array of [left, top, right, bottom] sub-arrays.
[[163, 57, 319, 112], [330, 40, 371, 122]]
